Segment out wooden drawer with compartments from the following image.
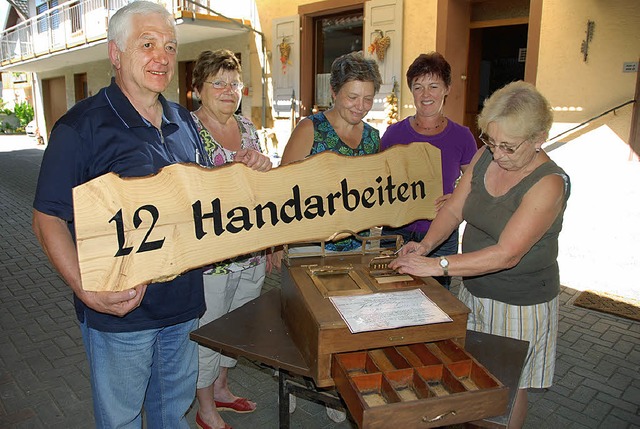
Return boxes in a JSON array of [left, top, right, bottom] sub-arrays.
[[280, 252, 470, 388], [331, 339, 508, 428]]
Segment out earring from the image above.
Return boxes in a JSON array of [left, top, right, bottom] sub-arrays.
[[535, 148, 541, 153]]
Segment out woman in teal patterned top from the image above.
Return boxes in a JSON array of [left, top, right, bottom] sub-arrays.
[[282, 51, 382, 253], [280, 51, 382, 421]]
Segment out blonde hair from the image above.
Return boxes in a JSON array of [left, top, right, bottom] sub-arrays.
[[478, 81, 553, 142]]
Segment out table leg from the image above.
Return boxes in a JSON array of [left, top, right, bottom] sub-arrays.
[[278, 370, 291, 429], [277, 370, 346, 428]]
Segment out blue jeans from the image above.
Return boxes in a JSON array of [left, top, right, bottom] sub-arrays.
[[382, 226, 459, 289], [80, 317, 199, 429]]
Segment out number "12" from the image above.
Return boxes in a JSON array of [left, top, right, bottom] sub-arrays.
[[109, 206, 166, 257]]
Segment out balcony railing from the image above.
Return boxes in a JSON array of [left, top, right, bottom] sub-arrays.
[[0, 0, 257, 66]]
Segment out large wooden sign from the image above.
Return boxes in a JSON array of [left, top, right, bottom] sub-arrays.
[[73, 143, 442, 292]]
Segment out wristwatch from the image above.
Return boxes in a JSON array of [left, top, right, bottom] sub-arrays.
[[439, 256, 449, 276]]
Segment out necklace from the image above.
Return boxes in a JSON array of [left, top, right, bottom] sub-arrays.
[[413, 115, 445, 132]]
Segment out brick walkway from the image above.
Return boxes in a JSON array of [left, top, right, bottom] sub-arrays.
[[0, 136, 638, 428]]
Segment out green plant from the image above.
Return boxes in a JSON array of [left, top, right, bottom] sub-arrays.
[[0, 122, 14, 133], [12, 101, 34, 127], [0, 99, 11, 115]]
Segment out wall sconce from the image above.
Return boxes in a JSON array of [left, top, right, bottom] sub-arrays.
[[580, 20, 595, 62]]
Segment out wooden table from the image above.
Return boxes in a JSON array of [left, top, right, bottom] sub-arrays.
[[191, 289, 528, 428]]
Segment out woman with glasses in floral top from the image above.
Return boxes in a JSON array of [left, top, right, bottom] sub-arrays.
[[191, 49, 272, 429]]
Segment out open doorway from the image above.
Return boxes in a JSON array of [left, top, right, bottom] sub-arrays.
[[465, 24, 528, 142], [74, 73, 87, 103]]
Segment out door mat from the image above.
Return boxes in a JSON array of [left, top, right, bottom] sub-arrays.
[[573, 290, 640, 322]]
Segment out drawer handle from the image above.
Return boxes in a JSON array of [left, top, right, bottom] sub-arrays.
[[388, 335, 404, 341], [422, 410, 456, 423]]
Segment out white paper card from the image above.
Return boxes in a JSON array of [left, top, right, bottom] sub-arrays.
[[329, 288, 452, 334]]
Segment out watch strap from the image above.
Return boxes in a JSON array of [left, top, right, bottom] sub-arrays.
[[439, 256, 449, 276]]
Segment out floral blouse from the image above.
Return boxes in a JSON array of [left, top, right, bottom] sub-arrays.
[[191, 112, 267, 274]]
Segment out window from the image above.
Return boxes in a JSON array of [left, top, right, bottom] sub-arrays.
[[299, 3, 365, 116], [36, 0, 60, 34], [69, 1, 83, 34], [313, 12, 363, 109]]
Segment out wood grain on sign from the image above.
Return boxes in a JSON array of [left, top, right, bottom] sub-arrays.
[[73, 143, 442, 292]]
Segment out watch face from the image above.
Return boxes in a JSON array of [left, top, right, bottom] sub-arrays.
[[440, 257, 449, 268]]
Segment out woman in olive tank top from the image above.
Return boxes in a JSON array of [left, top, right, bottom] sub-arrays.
[[390, 81, 570, 429]]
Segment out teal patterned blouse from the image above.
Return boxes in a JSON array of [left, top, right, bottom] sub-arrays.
[[309, 112, 380, 156], [307, 112, 380, 251]]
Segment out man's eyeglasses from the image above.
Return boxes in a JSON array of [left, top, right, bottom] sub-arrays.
[[205, 80, 244, 91], [479, 132, 528, 154]]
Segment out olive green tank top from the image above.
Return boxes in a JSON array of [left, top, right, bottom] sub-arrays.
[[462, 149, 570, 305]]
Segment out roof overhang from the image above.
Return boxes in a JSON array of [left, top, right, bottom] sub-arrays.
[[1, 15, 250, 73]]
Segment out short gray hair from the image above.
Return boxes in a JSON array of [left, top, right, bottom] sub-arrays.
[[330, 52, 382, 95], [478, 81, 553, 141], [108, 1, 175, 51]]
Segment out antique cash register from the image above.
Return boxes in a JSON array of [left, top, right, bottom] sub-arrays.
[[280, 232, 508, 428]]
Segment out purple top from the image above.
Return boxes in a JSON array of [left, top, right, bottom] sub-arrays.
[[381, 117, 477, 232]]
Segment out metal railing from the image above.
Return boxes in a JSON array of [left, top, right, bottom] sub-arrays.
[[548, 99, 636, 142], [0, 0, 257, 66]]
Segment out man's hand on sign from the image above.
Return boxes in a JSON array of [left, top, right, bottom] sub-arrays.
[[234, 149, 273, 172], [79, 284, 148, 317]]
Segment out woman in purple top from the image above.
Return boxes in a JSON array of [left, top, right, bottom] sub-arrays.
[[381, 52, 477, 288]]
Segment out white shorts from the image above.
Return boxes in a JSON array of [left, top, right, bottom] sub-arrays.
[[197, 262, 266, 389]]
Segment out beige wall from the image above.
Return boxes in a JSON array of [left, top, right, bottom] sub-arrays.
[[36, 34, 253, 111], [537, 0, 639, 143], [38, 59, 112, 111], [399, 0, 438, 119], [253, 0, 439, 121], [33, 0, 639, 147]]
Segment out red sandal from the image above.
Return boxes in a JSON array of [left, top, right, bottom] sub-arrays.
[[214, 397, 256, 413], [195, 412, 232, 429]]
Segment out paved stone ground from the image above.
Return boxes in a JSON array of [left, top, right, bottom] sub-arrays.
[[0, 135, 638, 428]]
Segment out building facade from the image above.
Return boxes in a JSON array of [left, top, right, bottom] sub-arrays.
[[1, 0, 638, 155]]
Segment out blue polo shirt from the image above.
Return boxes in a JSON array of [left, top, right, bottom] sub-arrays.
[[34, 78, 210, 332]]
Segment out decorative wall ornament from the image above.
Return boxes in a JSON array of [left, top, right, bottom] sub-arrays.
[[278, 37, 291, 73], [384, 77, 399, 126], [367, 30, 390, 62], [580, 20, 595, 62]]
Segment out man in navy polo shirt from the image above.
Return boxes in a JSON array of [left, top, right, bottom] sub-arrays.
[[32, 2, 209, 428]]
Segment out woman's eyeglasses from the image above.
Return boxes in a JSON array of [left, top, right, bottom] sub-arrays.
[[205, 80, 244, 91], [479, 132, 528, 154]]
